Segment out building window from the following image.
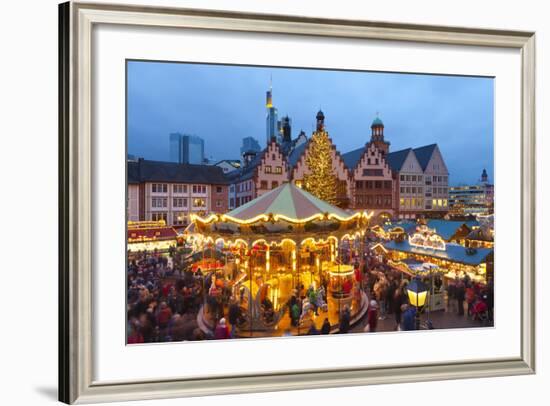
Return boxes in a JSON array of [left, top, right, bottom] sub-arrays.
[[274, 166, 282, 174], [193, 198, 206, 208], [363, 169, 383, 176], [271, 181, 279, 189], [367, 158, 371, 165], [152, 183, 167, 193], [265, 165, 272, 174], [173, 212, 187, 225], [383, 180, 392, 189], [152, 198, 167, 208], [400, 175, 405, 181], [216, 186, 223, 193], [260, 180, 268, 189], [192, 185, 207, 194], [356, 180, 363, 189], [400, 187, 405, 193], [173, 184, 188, 194], [366, 181, 374, 189], [151, 212, 167, 222], [216, 200, 222, 208], [425, 176, 432, 185], [384, 195, 392, 207], [229, 198, 234, 207], [172, 198, 187, 208], [375, 181, 382, 189]]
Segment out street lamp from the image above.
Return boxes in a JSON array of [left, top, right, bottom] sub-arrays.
[[406, 277, 428, 330]]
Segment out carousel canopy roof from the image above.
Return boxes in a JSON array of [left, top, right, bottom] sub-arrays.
[[197, 182, 368, 225], [226, 182, 357, 222]]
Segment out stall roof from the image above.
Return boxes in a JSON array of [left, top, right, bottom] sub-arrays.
[[127, 227, 178, 241], [426, 219, 479, 240], [384, 240, 492, 266]]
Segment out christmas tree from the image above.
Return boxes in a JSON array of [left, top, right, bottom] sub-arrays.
[[304, 131, 337, 204]]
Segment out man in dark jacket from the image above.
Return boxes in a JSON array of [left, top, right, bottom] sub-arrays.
[[339, 306, 351, 334]]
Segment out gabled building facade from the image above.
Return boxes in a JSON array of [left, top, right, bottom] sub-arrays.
[[386, 148, 425, 218], [414, 144, 449, 214], [227, 140, 288, 209]]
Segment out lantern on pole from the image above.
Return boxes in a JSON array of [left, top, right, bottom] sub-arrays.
[[406, 277, 428, 330]]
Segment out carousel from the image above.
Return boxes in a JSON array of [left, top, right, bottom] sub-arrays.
[[191, 183, 372, 337]]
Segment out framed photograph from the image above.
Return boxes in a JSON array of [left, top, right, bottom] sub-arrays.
[[59, 1, 536, 404]]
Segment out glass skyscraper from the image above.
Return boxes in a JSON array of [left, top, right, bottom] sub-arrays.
[[169, 133, 205, 164]]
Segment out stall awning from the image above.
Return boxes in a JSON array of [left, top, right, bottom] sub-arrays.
[[384, 240, 492, 266]]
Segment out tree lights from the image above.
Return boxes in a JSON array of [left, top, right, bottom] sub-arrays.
[[303, 130, 338, 204]]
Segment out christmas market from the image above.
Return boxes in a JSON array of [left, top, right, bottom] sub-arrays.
[[127, 220, 180, 252], [190, 182, 372, 336]]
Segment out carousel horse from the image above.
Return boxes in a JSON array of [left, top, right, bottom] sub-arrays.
[[300, 298, 315, 323], [315, 286, 329, 313]]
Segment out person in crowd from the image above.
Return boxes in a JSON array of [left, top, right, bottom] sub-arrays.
[[401, 304, 416, 331], [214, 318, 230, 339], [456, 280, 466, 316], [465, 284, 476, 318], [320, 318, 331, 334], [339, 305, 351, 334], [392, 286, 404, 330], [307, 323, 320, 335], [374, 277, 388, 320], [447, 280, 456, 313], [366, 299, 378, 332], [227, 297, 241, 337], [156, 301, 172, 337]]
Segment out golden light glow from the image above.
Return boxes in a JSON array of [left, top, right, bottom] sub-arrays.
[[191, 210, 372, 226], [407, 289, 428, 308]]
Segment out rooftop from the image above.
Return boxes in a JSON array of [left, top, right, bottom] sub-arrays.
[[127, 159, 229, 184]]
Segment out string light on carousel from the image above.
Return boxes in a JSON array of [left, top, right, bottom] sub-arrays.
[[190, 182, 373, 337]]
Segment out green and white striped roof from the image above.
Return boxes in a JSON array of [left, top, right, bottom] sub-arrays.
[[224, 182, 356, 223]]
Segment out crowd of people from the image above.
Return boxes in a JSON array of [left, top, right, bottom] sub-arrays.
[[127, 239, 494, 343]]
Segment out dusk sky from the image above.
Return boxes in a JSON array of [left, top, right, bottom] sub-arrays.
[[127, 60, 494, 185]]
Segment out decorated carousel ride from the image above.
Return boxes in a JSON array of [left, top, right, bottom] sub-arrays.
[[191, 183, 372, 337]]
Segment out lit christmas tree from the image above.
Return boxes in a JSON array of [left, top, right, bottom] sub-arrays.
[[304, 130, 337, 204]]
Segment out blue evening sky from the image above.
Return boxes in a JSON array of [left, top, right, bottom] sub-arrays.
[[127, 60, 494, 185]]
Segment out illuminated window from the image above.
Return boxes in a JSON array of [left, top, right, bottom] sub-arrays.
[[274, 166, 282, 174], [272, 181, 279, 189], [173, 212, 187, 225], [193, 198, 206, 208], [151, 212, 167, 222], [260, 180, 268, 189], [265, 165, 272, 174]]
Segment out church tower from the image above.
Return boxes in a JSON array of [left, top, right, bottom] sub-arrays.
[[368, 114, 390, 156]]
